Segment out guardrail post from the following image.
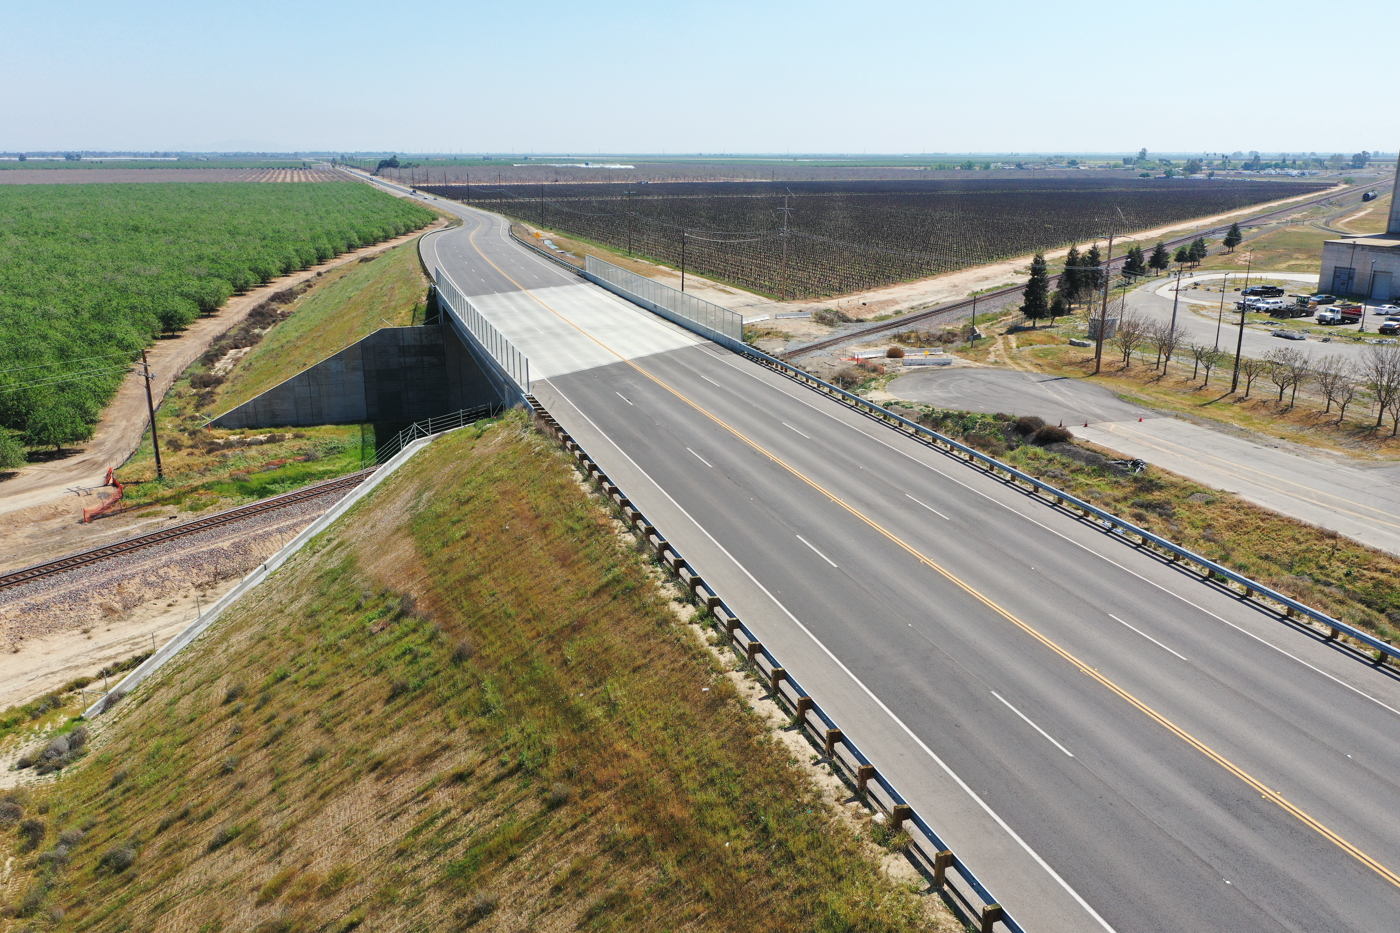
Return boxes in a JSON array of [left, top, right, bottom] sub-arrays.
[[981, 905, 1004, 932], [769, 667, 786, 695], [796, 696, 813, 722], [857, 764, 876, 793], [933, 850, 954, 888], [824, 728, 842, 757], [746, 640, 763, 661], [1327, 626, 1339, 640], [891, 803, 912, 831]]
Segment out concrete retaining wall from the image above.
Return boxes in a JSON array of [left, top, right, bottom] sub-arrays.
[[212, 325, 498, 429]]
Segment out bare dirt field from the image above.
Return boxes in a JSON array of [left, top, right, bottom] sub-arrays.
[[0, 168, 343, 184]]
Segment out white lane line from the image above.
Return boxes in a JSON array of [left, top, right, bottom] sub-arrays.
[[542, 381, 1115, 933], [782, 422, 811, 439], [1110, 614, 1188, 661], [687, 447, 713, 468], [906, 493, 951, 520], [616, 392, 633, 405], [698, 373, 723, 388], [796, 534, 838, 567], [703, 349, 1400, 720], [992, 691, 1075, 758]]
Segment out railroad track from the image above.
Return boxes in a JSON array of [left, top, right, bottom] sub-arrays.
[[783, 180, 1389, 359], [0, 470, 375, 590]]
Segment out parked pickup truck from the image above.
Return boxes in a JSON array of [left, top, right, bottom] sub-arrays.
[[1316, 303, 1363, 325], [1242, 285, 1286, 298]]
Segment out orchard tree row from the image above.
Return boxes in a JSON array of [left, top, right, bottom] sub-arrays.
[[0, 182, 433, 464]]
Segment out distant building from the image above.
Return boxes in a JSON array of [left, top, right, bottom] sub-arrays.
[[1318, 155, 1400, 300]]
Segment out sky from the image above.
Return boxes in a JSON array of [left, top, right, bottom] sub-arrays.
[[3, 0, 1396, 156]]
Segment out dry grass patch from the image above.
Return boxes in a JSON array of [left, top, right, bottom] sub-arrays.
[[0, 413, 947, 931]]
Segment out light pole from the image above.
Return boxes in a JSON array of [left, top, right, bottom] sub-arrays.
[[1214, 272, 1230, 350], [1230, 251, 1254, 393]]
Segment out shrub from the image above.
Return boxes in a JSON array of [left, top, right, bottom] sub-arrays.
[[97, 846, 136, 873], [885, 346, 904, 359], [18, 818, 45, 851], [545, 783, 573, 810], [208, 823, 242, 851], [830, 367, 865, 391], [224, 682, 247, 704], [0, 800, 22, 826], [1013, 415, 1045, 436], [463, 892, 499, 924], [452, 640, 474, 663], [58, 828, 85, 847], [1031, 424, 1074, 446], [108, 768, 130, 789]]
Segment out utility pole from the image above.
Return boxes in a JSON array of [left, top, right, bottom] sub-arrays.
[[540, 184, 545, 227], [681, 230, 687, 292], [1167, 268, 1183, 364], [777, 193, 794, 302], [498, 171, 502, 213], [969, 293, 979, 346], [1230, 251, 1254, 393], [140, 349, 163, 480], [1091, 214, 1119, 375], [1214, 272, 1230, 350], [624, 190, 634, 255]]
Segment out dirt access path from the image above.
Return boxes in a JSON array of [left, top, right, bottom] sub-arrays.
[[0, 218, 448, 522], [607, 184, 1347, 336]]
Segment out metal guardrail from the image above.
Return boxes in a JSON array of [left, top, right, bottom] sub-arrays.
[[585, 254, 743, 343], [364, 404, 503, 469], [507, 226, 585, 275], [433, 267, 532, 397], [721, 340, 1400, 665], [572, 257, 1398, 664], [526, 396, 1016, 933]]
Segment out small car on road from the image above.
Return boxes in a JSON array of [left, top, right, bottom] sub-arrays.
[[1242, 285, 1286, 298], [1310, 294, 1338, 305], [1379, 320, 1400, 336]]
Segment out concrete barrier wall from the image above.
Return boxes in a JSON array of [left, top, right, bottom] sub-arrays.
[[213, 325, 498, 429]]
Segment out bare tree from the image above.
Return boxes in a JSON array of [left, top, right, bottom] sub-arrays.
[[1186, 339, 1211, 380], [1237, 356, 1268, 398], [1311, 355, 1348, 414], [1112, 305, 1149, 368], [1200, 347, 1226, 388], [1361, 344, 1400, 429], [1265, 347, 1309, 407], [1388, 389, 1400, 437], [1147, 319, 1180, 372]]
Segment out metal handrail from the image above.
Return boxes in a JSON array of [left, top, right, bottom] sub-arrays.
[[433, 267, 532, 398], [363, 404, 502, 468]]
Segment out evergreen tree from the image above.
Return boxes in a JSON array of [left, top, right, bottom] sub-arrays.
[[1082, 244, 1104, 294], [1123, 245, 1147, 279], [1049, 291, 1068, 323], [1022, 253, 1051, 326], [1188, 236, 1209, 266], [1148, 241, 1170, 275], [1061, 246, 1082, 307], [1173, 245, 1190, 269], [1223, 222, 1243, 252]]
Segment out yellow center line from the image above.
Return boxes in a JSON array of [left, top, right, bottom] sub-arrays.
[[455, 210, 1400, 891]]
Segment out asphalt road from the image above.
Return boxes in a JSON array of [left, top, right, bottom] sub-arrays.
[[887, 368, 1400, 556], [411, 191, 1400, 933]]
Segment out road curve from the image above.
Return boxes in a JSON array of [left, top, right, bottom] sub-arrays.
[[399, 184, 1400, 933]]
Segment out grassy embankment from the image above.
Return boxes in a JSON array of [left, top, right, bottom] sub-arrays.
[[0, 414, 950, 932], [115, 240, 432, 512]]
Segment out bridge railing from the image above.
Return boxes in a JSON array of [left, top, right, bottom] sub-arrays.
[[434, 267, 531, 398], [363, 404, 504, 469], [584, 254, 743, 343]]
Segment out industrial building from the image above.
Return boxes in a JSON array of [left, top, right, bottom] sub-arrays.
[[1318, 157, 1400, 301]]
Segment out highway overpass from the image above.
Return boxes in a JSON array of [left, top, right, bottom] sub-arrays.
[[405, 186, 1400, 933]]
